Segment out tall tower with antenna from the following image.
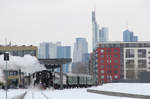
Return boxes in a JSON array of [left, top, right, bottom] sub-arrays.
[[92, 6, 99, 50]]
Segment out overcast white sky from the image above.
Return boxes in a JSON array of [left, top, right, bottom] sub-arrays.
[[0, 0, 149, 52]]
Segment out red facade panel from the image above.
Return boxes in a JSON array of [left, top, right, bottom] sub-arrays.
[[97, 48, 120, 83]]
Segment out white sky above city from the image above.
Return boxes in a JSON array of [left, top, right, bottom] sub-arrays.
[[0, 0, 149, 52]]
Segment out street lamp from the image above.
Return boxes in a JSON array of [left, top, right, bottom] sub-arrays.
[[4, 52, 9, 99]]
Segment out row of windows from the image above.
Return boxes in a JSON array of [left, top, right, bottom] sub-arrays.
[[100, 54, 119, 58], [100, 75, 118, 79], [100, 60, 119, 63], [100, 49, 119, 53], [100, 65, 119, 68], [0, 50, 36, 57], [100, 70, 119, 74], [126, 49, 147, 58], [99, 43, 150, 48]]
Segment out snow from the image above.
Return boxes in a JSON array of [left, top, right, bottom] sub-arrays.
[[1, 83, 150, 99], [0, 55, 45, 75], [0, 89, 26, 99], [90, 83, 150, 95]]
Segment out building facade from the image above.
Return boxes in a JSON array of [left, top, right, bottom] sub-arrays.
[[94, 41, 150, 83], [73, 38, 88, 63], [0, 45, 38, 57], [39, 42, 60, 59], [96, 48, 120, 83], [99, 27, 109, 42], [56, 46, 71, 73], [123, 29, 138, 42]]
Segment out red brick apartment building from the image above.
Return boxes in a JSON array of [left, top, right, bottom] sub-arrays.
[[96, 48, 120, 83]]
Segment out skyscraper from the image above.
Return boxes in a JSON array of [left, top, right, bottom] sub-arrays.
[[39, 42, 50, 59], [38, 42, 58, 59], [92, 10, 99, 50], [123, 30, 133, 42], [73, 38, 88, 63], [123, 29, 138, 42], [56, 46, 71, 73], [133, 36, 138, 42], [99, 27, 109, 42]]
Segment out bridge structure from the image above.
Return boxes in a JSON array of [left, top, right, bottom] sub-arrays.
[[38, 58, 72, 89]]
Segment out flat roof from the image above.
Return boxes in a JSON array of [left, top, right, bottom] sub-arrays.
[[38, 58, 72, 65], [97, 41, 150, 44]]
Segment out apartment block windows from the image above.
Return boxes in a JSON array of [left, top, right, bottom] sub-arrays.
[[126, 60, 134, 68], [138, 49, 146, 58], [138, 59, 146, 68], [100, 49, 104, 53], [126, 49, 134, 58]]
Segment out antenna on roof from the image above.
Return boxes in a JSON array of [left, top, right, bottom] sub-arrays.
[[5, 38, 7, 46], [126, 19, 128, 29]]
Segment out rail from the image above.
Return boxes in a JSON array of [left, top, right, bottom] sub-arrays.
[[12, 91, 27, 99]]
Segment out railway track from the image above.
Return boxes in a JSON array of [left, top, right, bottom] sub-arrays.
[[12, 90, 50, 99], [41, 92, 50, 99], [12, 91, 27, 99]]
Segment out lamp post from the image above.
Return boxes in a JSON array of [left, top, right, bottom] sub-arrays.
[[4, 52, 9, 99]]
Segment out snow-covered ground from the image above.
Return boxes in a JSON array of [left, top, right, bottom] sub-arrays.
[[0, 89, 26, 99], [1, 83, 150, 99], [24, 88, 133, 99], [89, 83, 150, 95]]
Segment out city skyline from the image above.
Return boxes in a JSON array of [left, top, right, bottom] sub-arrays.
[[0, 0, 149, 52]]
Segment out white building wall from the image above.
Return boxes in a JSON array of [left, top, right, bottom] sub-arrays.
[[124, 48, 150, 80]]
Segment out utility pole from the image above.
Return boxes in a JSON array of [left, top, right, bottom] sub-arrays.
[[4, 52, 9, 99]]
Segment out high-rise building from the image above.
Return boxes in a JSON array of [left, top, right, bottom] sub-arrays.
[[39, 42, 58, 59], [73, 38, 88, 63], [39, 42, 71, 73], [123, 29, 138, 42], [39, 42, 49, 59], [56, 46, 71, 73], [99, 27, 109, 42], [92, 10, 109, 49], [92, 10, 100, 50], [49, 43, 57, 58], [133, 36, 138, 42]]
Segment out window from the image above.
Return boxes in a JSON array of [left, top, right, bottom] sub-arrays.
[[114, 60, 118, 63], [114, 55, 118, 58], [101, 65, 104, 68], [114, 71, 118, 74], [100, 55, 104, 58], [107, 60, 111, 63], [107, 65, 111, 68], [126, 60, 134, 68], [101, 70, 104, 74], [114, 75, 118, 79], [126, 49, 134, 58], [138, 59, 146, 68], [107, 55, 111, 58], [114, 49, 118, 52], [138, 49, 146, 58], [114, 65, 118, 68], [107, 49, 111, 52], [107, 70, 112, 74], [100, 60, 104, 63], [101, 75, 104, 79], [100, 49, 104, 53]]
